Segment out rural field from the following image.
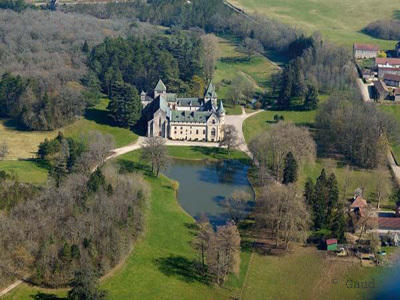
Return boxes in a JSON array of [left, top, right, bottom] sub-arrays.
[[229, 0, 399, 49]]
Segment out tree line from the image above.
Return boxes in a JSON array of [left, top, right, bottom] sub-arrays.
[[364, 20, 400, 40]]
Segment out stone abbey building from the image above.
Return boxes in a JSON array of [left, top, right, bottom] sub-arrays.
[[142, 79, 225, 142]]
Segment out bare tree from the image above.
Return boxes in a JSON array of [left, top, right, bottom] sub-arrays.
[[0, 141, 9, 160], [206, 222, 241, 285], [219, 125, 240, 154], [193, 214, 213, 277], [237, 37, 264, 61], [249, 122, 316, 182], [372, 168, 391, 210], [141, 137, 169, 177], [256, 184, 310, 249], [201, 34, 219, 83], [223, 190, 251, 223]]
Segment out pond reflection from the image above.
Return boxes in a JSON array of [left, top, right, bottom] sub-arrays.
[[166, 160, 254, 227]]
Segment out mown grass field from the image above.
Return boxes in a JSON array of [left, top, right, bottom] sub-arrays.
[[242, 245, 386, 300], [0, 99, 138, 161], [229, 0, 399, 50], [214, 36, 281, 115], [0, 160, 49, 185]]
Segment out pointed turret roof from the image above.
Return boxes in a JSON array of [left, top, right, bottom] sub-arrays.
[[155, 79, 167, 92], [141, 90, 146, 96], [217, 100, 225, 114], [205, 82, 217, 98]]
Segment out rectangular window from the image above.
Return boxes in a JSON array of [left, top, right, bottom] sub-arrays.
[[203, 130, 206, 134], [196, 130, 199, 134]]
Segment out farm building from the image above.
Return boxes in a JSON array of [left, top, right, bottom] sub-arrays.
[[378, 66, 400, 79], [383, 73, 400, 87], [373, 80, 390, 101], [326, 239, 338, 251], [375, 57, 400, 68], [353, 43, 379, 59]]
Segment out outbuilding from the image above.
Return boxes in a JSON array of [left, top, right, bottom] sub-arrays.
[[326, 238, 338, 251]]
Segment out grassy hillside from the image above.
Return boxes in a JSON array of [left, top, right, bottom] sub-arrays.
[[229, 0, 399, 49], [214, 36, 281, 115]]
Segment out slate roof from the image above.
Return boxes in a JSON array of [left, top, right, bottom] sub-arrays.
[[155, 79, 167, 91], [161, 93, 177, 102], [354, 43, 379, 51], [205, 82, 217, 98], [170, 110, 213, 123], [374, 80, 389, 94], [176, 98, 204, 107], [217, 101, 225, 114]]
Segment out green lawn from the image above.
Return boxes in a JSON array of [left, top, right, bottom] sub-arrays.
[[229, 0, 399, 50], [0, 160, 49, 185], [242, 245, 386, 300], [243, 109, 318, 143], [214, 36, 281, 115], [63, 98, 139, 148], [166, 146, 251, 163]]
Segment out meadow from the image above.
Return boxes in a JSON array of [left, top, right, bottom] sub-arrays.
[[229, 0, 399, 49], [214, 36, 281, 115]]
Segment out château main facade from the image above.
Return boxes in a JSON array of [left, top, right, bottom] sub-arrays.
[[142, 79, 225, 142]]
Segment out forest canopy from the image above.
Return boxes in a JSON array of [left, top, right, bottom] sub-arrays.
[[0, 9, 157, 130]]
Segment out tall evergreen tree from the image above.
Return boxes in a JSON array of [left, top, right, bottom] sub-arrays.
[[304, 178, 315, 207], [304, 83, 319, 110], [327, 173, 339, 219], [278, 65, 293, 109], [108, 81, 142, 128], [313, 169, 329, 229], [283, 151, 298, 184], [68, 266, 106, 300]]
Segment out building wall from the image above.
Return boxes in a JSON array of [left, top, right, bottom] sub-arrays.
[[384, 79, 400, 87], [149, 109, 167, 138], [174, 106, 200, 111], [354, 50, 378, 59], [379, 68, 400, 79], [169, 123, 207, 141]]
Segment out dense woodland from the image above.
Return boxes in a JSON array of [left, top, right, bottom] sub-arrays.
[[0, 132, 149, 288], [316, 91, 400, 168], [0, 9, 157, 130], [365, 20, 400, 40]]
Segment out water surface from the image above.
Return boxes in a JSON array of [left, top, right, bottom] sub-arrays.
[[166, 159, 254, 226]]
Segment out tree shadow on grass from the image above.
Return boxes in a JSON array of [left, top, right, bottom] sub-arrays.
[[117, 159, 152, 176], [154, 255, 210, 285], [394, 10, 400, 20], [30, 292, 66, 300]]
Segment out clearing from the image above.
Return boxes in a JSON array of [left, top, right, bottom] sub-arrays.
[[228, 0, 399, 49]]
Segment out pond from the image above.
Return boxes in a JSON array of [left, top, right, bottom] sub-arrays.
[[166, 159, 254, 226]]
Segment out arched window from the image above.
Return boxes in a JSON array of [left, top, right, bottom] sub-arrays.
[[211, 128, 216, 136], [212, 119, 216, 124]]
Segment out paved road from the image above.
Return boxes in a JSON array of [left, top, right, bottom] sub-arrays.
[[356, 78, 373, 102]]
